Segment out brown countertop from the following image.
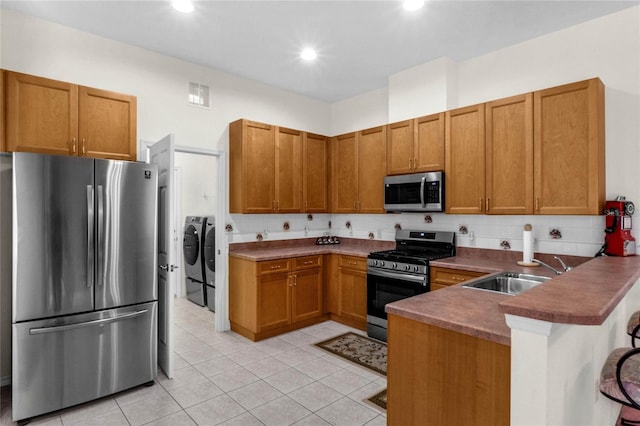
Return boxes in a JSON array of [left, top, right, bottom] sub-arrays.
[[229, 239, 640, 346], [228, 237, 394, 261], [388, 251, 640, 346]]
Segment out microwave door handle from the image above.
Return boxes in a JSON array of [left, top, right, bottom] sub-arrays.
[[420, 176, 426, 208]]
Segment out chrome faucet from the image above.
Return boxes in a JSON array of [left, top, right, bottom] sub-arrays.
[[531, 256, 572, 275]]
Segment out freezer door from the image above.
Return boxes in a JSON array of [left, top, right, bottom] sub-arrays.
[[95, 159, 158, 310], [12, 302, 157, 422], [13, 153, 94, 322]]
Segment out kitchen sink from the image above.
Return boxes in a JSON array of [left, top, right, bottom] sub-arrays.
[[462, 272, 551, 296]]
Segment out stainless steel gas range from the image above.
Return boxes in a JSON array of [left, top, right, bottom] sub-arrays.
[[366, 229, 456, 342]]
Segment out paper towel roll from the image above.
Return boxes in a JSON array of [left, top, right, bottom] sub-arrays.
[[523, 226, 533, 263]]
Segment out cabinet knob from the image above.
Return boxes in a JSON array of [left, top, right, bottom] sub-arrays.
[[70, 138, 77, 154], [81, 138, 86, 155], [535, 197, 540, 211]]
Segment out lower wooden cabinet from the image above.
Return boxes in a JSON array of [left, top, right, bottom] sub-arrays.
[[387, 315, 510, 426], [327, 255, 368, 330], [229, 255, 326, 341], [430, 266, 486, 291]]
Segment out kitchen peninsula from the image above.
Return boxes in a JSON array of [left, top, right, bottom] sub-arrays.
[[386, 253, 640, 426]]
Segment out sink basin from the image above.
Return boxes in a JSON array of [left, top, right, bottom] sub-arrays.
[[462, 272, 551, 296]]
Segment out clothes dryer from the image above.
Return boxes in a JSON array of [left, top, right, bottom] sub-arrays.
[[203, 216, 216, 312], [183, 216, 205, 306]]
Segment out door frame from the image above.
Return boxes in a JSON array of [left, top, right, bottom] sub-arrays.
[[140, 139, 230, 332]]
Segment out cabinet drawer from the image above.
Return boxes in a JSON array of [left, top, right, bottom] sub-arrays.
[[293, 255, 322, 270], [339, 255, 367, 271], [430, 267, 485, 286], [258, 259, 290, 275]]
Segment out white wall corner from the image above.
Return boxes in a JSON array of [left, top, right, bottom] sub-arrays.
[[505, 314, 555, 336], [388, 56, 459, 122]]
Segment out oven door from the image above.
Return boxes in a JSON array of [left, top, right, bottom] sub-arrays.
[[366, 267, 428, 340]]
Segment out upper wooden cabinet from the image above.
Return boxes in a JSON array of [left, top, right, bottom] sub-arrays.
[[79, 86, 137, 161], [275, 126, 303, 213], [485, 93, 534, 215], [2, 70, 136, 161], [387, 120, 414, 175], [229, 119, 328, 214], [445, 104, 486, 214], [330, 132, 358, 213], [534, 78, 605, 215], [445, 78, 603, 215], [230, 119, 276, 214], [358, 126, 387, 213], [387, 113, 445, 175], [331, 126, 387, 213], [303, 132, 329, 212]]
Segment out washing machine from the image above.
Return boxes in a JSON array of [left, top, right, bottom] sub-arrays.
[[183, 216, 205, 306], [203, 216, 216, 312]]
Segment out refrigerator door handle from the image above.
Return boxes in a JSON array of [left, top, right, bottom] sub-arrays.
[[28, 309, 148, 335], [97, 185, 104, 287], [87, 185, 94, 288]]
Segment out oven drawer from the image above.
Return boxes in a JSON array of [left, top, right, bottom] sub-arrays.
[[430, 266, 486, 288], [339, 255, 367, 271]]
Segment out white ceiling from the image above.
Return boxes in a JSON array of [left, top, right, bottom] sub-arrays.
[[2, 0, 637, 102]]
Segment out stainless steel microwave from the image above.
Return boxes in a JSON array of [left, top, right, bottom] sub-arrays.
[[384, 171, 445, 212]]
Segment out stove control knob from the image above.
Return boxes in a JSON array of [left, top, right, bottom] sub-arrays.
[[392, 263, 397, 269], [380, 261, 385, 267], [414, 265, 420, 272], [405, 265, 411, 271]]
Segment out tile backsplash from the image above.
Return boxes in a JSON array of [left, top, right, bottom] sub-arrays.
[[227, 213, 611, 257]]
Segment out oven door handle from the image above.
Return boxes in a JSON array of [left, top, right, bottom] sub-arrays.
[[367, 268, 427, 284]]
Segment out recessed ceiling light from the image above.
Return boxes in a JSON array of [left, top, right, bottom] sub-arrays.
[[403, 0, 425, 11], [301, 47, 317, 61], [172, 0, 194, 13]]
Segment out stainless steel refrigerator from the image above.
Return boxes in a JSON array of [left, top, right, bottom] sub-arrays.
[[12, 153, 158, 422]]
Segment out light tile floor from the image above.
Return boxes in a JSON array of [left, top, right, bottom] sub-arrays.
[[1, 297, 386, 425]]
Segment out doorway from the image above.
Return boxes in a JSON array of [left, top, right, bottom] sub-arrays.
[[141, 138, 229, 331]]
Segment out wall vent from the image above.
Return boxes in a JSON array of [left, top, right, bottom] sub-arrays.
[[188, 81, 210, 108]]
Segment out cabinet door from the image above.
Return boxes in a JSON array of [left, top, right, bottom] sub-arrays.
[[230, 119, 275, 213], [534, 78, 605, 215], [485, 94, 533, 215], [415, 113, 445, 172], [445, 104, 486, 214], [331, 133, 358, 213], [258, 273, 291, 331], [387, 120, 414, 175], [79, 86, 136, 161], [303, 132, 328, 212], [275, 127, 303, 213], [358, 126, 387, 213], [338, 267, 367, 325], [292, 268, 323, 323], [4, 71, 78, 155]]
